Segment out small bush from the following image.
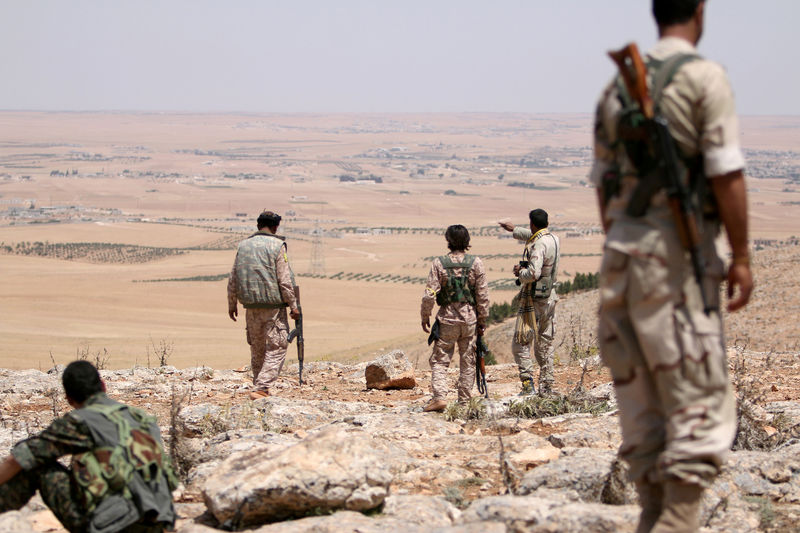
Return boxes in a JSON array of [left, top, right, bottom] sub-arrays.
[[444, 397, 487, 421], [507, 392, 610, 419]]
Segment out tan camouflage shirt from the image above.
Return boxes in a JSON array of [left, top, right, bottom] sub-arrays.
[[421, 251, 489, 326], [591, 36, 745, 249], [513, 227, 559, 286]]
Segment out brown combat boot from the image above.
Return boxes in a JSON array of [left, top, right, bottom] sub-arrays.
[[423, 400, 447, 412], [248, 389, 270, 400], [651, 480, 704, 533], [634, 481, 664, 533]]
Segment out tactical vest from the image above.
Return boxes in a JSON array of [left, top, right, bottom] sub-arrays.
[[436, 254, 476, 306], [523, 231, 559, 299], [71, 394, 177, 533], [608, 52, 716, 218], [234, 232, 295, 308]]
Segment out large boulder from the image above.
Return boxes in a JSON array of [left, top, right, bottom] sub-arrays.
[[202, 424, 393, 528], [365, 350, 416, 390]]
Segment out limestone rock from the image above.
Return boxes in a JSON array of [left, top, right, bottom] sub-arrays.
[[365, 350, 416, 390], [0, 369, 55, 395], [181, 429, 299, 493], [0, 511, 34, 533], [507, 444, 561, 472], [381, 494, 461, 527], [223, 510, 423, 533], [518, 447, 636, 504], [202, 424, 393, 528], [546, 414, 621, 450], [715, 443, 800, 502], [458, 495, 639, 532]]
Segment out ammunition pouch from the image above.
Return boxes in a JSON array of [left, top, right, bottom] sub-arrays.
[[89, 494, 140, 533], [533, 276, 553, 299], [436, 255, 476, 306]]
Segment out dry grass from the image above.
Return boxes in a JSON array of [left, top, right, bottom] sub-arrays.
[[1, 112, 798, 370]]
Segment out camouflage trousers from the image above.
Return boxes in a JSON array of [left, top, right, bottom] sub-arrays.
[[511, 298, 556, 391], [0, 464, 164, 533], [598, 248, 736, 487], [246, 307, 289, 391], [429, 320, 476, 403]]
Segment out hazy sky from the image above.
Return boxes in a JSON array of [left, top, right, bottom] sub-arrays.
[[1, 1, 797, 115]]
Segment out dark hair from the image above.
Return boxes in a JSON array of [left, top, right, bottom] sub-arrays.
[[529, 209, 548, 229], [62, 360, 104, 403], [445, 224, 471, 251], [652, 0, 702, 26], [257, 210, 281, 229]]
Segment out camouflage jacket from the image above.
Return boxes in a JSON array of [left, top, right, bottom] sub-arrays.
[[228, 230, 297, 310], [421, 251, 489, 326], [513, 227, 560, 301]]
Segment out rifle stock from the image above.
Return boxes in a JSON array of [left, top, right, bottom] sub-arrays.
[[608, 43, 654, 120], [608, 43, 712, 314]]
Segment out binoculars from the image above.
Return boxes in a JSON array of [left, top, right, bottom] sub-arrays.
[[514, 260, 529, 286]]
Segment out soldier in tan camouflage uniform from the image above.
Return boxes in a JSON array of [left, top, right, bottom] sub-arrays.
[[228, 211, 299, 400], [0, 361, 176, 533], [421, 225, 489, 412], [500, 208, 560, 395], [592, 1, 753, 531]]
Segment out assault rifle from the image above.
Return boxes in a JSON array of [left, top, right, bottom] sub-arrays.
[[609, 43, 712, 315], [287, 285, 304, 385], [475, 335, 489, 399]]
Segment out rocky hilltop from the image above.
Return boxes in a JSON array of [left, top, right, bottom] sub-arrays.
[[0, 350, 798, 533], [1, 244, 799, 532]]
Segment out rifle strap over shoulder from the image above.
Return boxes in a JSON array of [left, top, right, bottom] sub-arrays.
[[439, 254, 475, 271], [650, 53, 701, 111], [614, 52, 703, 218]]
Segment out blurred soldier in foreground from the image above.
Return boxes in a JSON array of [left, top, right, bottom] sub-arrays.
[[0, 361, 177, 532], [228, 210, 300, 400], [592, 1, 753, 531], [499, 208, 560, 395], [421, 225, 489, 412]]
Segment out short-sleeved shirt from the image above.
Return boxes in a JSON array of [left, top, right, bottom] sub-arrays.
[[590, 37, 745, 253]]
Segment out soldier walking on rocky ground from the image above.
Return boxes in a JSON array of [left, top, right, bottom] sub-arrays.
[[421, 225, 489, 412], [499, 208, 561, 395], [0, 361, 177, 532], [592, 0, 753, 531], [228, 210, 300, 400]]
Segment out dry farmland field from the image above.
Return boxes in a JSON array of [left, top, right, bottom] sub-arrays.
[[1, 112, 798, 370]]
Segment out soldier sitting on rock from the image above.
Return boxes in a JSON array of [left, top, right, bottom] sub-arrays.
[[0, 360, 177, 533], [420, 225, 489, 412]]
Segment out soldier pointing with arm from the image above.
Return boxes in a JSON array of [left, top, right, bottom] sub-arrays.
[[592, 1, 753, 531], [499, 208, 560, 396], [228, 210, 300, 400]]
